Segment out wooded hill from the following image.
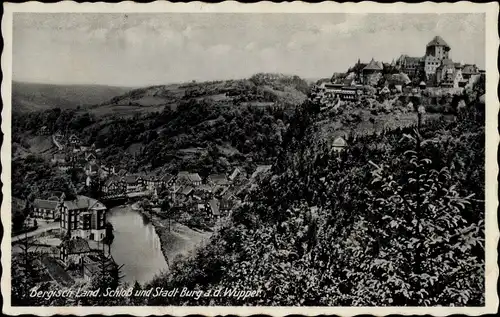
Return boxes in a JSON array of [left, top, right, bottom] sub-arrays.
[[144, 90, 485, 306]]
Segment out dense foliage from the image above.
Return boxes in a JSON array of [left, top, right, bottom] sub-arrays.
[[145, 96, 485, 306], [13, 99, 291, 177]]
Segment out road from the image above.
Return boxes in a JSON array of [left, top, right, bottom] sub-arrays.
[[12, 221, 60, 243]]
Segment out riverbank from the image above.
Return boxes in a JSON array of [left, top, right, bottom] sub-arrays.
[[130, 203, 212, 269]]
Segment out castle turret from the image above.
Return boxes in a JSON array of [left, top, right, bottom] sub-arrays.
[[425, 36, 450, 60]]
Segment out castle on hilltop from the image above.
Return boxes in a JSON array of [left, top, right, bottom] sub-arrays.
[[394, 36, 481, 88], [314, 35, 484, 106], [344, 36, 482, 89]]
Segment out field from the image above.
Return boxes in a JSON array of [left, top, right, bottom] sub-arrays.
[[12, 82, 134, 113]]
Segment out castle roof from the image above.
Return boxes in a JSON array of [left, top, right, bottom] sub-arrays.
[[427, 36, 450, 48], [363, 58, 383, 71]]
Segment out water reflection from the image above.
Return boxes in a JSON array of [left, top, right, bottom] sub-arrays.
[[107, 206, 168, 285]]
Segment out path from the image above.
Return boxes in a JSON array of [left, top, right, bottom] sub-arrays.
[[51, 134, 64, 151], [12, 221, 60, 243]]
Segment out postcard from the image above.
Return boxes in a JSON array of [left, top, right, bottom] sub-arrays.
[[1, 1, 498, 316]]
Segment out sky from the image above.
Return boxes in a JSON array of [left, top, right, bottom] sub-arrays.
[[13, 13, 485, 87]]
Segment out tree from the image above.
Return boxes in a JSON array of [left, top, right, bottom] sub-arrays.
[[161, 199, 180, 232], [355, 111, 484, 305], [11, 235, 47, 306], [102, 222, 115, 255]]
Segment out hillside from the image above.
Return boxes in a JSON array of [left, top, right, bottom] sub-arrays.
[[145, 92, 486, 307], [89, 74, 310, 117], [12, 82, 134, 112]]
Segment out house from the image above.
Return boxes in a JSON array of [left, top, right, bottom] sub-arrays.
[[220, 191, 235, 212], [117, 169, 128, 177], [187, 173, 202, 186], [362, 58, 384, 86], [379, 86, 390, 95], [51, 153, 67, 164], [177, 171, 202, 186], [196, 203, 207, 213], [39, 126, 50, 135], [33, 199, 61, 219], [322, 83, 362, 101], [69, 134, 81, 145], [100, 165, 115, 177], [102, 176, 125, 196], [208, 174, 229, 187], [59, 237, 93, 267], [85, 175, 93, 187], [60, 195, 107, 241], [332, 136, 347, 153], [85, 162, 99, 176], [170, 185, 183, 202], [208, 199, 221, 218], [229, 167, 242, 182], [181, 186, 194, 197], [419, 81, 427, 90], [142, 173, 161, 190], [220, 199, 234, 212], [124, 175, 143, 193], [437, 61, 463, 88], [161, 174, 176, 188], [193, 184, 213, 200], [461, 64, 481, 88], [387, 73, 411, 91], [251, 165, 272, 180], [85, 152, 97, 163]]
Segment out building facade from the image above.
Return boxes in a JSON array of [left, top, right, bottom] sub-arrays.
[[60, 195, 107, 242], [33, 199, 61, 219]]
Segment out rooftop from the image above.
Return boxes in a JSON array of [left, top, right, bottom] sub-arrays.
[[209, 199, 220, 216], [332, 137, 347, 148], [34, 199, 59, 210], [60, 237, 91, 254], [427, 36, 450, 48], [64, 195, 106, 211], [363, 58, 383, 71]]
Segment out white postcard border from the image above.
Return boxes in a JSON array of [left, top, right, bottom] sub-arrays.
[[1, 1, 499, 316]]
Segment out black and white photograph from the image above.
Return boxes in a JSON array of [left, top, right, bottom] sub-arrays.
[[1, 2, 498, 315]]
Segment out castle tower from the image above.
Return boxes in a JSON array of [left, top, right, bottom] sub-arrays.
[[425, 36, 450, 60]]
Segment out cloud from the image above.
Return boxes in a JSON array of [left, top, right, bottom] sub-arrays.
[[12, 13, 486, 86], [244, 42, 257, 51], [207, 44, 232, 56]]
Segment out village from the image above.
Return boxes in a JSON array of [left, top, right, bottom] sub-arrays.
[[13, 125, 280, 286]]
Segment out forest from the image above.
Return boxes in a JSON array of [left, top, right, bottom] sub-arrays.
[[11, 75, 486, 306], [141, 86, 485, 306]]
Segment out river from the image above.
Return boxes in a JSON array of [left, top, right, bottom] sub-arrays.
[[107, 205, 169, 285]]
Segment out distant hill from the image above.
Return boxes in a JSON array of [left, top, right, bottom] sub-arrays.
[[89, 74, 310, 116], [12, 81, 134, 112]]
